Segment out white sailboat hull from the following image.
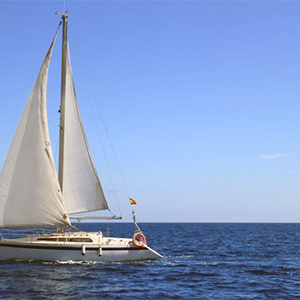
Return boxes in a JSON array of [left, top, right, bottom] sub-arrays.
[[0, 243, 159, 262], [0, 232, 162, 262]]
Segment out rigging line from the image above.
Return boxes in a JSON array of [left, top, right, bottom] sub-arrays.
[[74, 63, 121, 217], [69, 34, 131, 200], [82, 68, 138, 216], [70, 33, 139, 220], [79, 66, 138, 216], [68, 25, 122, 217], [82, 63, 133, 208]]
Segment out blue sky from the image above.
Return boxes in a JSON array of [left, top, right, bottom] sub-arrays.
[[0, 1, 300, 222]]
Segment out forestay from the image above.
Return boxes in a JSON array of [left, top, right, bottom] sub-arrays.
[[0, 26, 70, 228], [61, 43, 108, 214]]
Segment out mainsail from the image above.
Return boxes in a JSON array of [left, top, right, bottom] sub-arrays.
[[0, 25, 70, 228], [61, 42, 108, 215]]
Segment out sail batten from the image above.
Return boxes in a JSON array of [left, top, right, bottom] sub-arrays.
[[0, 24, 70, 228]]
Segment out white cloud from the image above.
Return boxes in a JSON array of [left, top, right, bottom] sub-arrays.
[[261, 153, 284, 160]]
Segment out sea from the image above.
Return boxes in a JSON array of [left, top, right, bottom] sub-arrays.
[[0, 223, 300, 299]]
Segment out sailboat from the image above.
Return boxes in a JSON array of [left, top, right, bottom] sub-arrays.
[[0, 14, 162, 262]]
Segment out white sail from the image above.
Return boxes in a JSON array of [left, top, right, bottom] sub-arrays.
[[62, 44, 108, 215], [0, 29, 70, 228]]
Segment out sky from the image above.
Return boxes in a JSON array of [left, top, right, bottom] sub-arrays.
[[0, 0, 300, 222]]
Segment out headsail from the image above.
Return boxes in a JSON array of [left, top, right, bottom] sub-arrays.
[[0, 24, 70, 228], [60, 41, 108, 215]]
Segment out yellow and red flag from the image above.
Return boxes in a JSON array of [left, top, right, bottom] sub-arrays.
[[129, 198, 137, 205]]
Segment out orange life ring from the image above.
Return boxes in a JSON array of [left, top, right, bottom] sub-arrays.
[[132, 232, 146, 247]]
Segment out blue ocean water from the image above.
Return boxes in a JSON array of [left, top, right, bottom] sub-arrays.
[[0, 223, 300, 299]]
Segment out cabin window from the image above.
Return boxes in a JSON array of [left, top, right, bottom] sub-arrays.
[[68, 238, 93, 243], [37, 237, 93, 243], [37, 238, 66, 242]]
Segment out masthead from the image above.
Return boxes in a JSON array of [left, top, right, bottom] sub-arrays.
[[55, 11, 69, 20]]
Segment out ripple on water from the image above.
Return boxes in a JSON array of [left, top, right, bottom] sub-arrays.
[[1, 223, 300, 299], [246, 269, 277, 275]]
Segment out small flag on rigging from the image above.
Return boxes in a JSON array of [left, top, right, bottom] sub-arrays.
[[129, 198, 137, 205]]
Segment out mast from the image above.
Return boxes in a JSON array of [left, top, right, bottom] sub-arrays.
[[58, 13, 68, 193], [56, 13, 109, 215]]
